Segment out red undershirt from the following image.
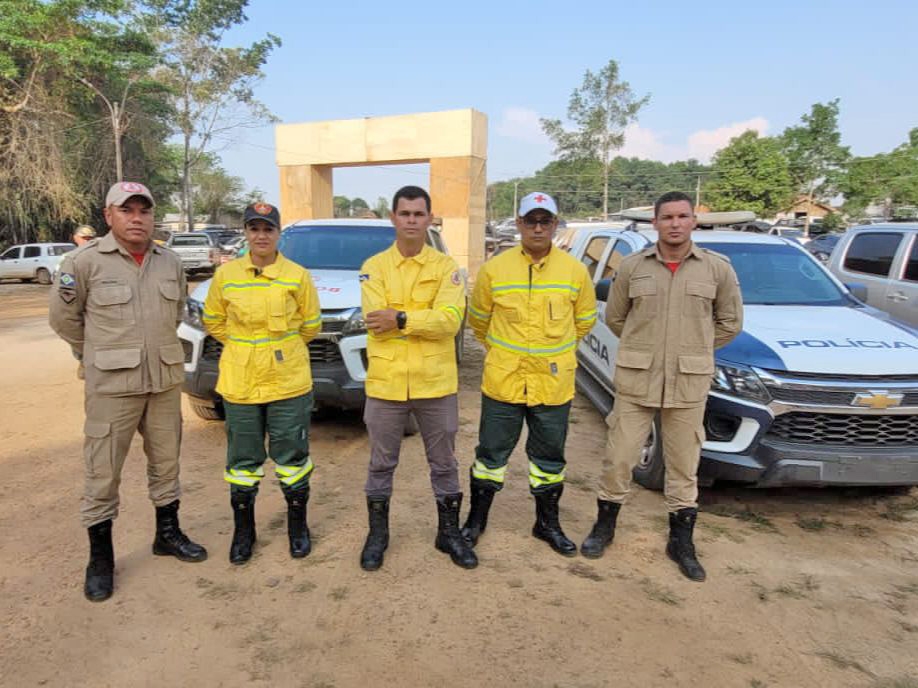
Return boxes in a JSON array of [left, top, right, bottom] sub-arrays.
[[130, 251, 145, 266], [665, 261, 680, 274]]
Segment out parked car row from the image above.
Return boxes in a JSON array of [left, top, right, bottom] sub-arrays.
[[0, 243, 75, 283]]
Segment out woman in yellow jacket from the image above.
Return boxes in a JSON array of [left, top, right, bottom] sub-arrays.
[[203, 203, 321, 564]]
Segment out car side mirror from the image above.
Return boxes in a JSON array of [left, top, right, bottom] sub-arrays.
[[845, 282, 868, 302], [595, 279, 611, 302]]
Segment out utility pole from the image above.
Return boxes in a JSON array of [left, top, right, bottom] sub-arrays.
[[513, 181, 520, 218], [695, 174, 702, 207]]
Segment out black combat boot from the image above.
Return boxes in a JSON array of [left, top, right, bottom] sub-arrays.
[[85, 520, 114, 602], [435, 493, 478, 569], [152, 500, 208, 562], [580, 499, 622, 559], [360, 496, 389, 571], [666, 508, 706, 582], [229, 491, 257, 565], [532, 484, 577, 556], [460, 475, 498, 547], [284, 485, 311, 559]]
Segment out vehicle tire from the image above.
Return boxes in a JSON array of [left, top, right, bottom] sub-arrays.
[[190, 399, 225, 421], [632, 411, 664, 490], [404, 412, 420, 436], [36, 268, 51, 285]]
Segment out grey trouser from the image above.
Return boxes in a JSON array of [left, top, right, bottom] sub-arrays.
[[597, 397, 706, 511], [363, 394, 461, 498], [81, 386, 182, 528]]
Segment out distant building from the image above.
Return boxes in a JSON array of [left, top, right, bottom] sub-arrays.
[[776, 196, 836, 221]]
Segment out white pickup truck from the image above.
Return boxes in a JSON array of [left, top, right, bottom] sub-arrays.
[[568, 225, 918, 489], [165, 232, 219, 276], [178, 219, 464, 420]]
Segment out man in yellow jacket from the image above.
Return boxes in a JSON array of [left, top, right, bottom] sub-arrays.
[[204, 202, 322, 564], [463, 192, 597, 555], [358, 186, 477, 571]]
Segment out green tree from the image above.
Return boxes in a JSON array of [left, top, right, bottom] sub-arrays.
[[373, 196, 389, 219], [149, 0, 280, 231], [781, 100, 850, 232], [541, 59, 649, 219], [841, 128, 918, 217], [705, 131, 794, 216], [350, 197, 369, 215], [333, 195, 352, 217], [193, 154, 245, 222]]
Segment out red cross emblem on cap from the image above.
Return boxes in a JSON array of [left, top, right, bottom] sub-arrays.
[[121, 182, 144, 192], [253, 202, 273, 215], [534, 194, 546, 203]]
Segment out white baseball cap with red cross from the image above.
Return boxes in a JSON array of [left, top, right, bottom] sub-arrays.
[[518, 191, 558, 217]]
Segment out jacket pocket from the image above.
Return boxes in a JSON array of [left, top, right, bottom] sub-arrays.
[[159, 342, 186, 388], [89, 283, 134, 328], [612, 349, 653, 398], [544, 293, 571, 338], [91, 348, 142, 395], [411, 277, 440, 306], [685, 280, 716, 318], [267, 287, 288, 333], [676, 354, 714, 404]]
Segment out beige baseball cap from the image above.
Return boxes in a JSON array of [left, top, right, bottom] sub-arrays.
[[105, 181, 155, 208], [74, 225, 96, 238]]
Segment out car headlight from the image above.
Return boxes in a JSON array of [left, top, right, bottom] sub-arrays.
[[342, 308, 366, 335], [184, 298, 204, 330], [711, 363, 771, 403]]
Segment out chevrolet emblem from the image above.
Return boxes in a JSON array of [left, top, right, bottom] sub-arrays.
[[852, 392, 904, 409]]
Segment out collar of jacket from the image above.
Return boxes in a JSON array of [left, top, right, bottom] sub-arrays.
[[518, 244, 555, 268], [98, 231, 161, 256], [647, 241, 703, 263], [241, 251, 287, 279], [388, 242, 432, 266]]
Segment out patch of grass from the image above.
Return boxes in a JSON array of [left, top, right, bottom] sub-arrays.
[[750, 680, 768, 688], [813, 650, 875, 677], [725, 564, 755, 575], [567, 562, 605, 582], [849, 523, 877, 537], [196, 577, 240, 600], [751, 581, 770, 602], [773, 574, 820, 600], [293, 581, 316, 594], [708, 504, 778, 533], [727, 652, 753, 665], [896, 620, 918, 633], [879, 496, 918, 522], [700, 521, 746, 543], [640, 578, 682, 606], [329, 586, 349, 601], [894, 582, 918, 596], [795, 516, 842, 532]]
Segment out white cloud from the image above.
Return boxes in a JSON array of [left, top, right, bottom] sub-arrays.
[[686, 117, 769, 161], [494, 107, 551, 146], [618, 124, 671, 160]]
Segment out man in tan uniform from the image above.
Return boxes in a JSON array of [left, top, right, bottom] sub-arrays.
[[581, 191, 743, 581], [50, 181, 207, 602]]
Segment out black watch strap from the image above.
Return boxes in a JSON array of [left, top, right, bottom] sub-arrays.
[[396, 311, 407, 329]]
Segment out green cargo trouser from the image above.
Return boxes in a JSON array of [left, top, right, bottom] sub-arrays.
[[223, 391, 314, 494], [473, 394, 571, 494]]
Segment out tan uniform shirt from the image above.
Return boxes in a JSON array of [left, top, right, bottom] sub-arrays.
[[607, 242, 743, 408], [49, 232, 187, 397]]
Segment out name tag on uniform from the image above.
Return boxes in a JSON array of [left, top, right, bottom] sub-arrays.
[[274, 350, 284, 362]]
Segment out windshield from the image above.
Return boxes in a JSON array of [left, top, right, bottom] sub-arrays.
[[703, 242, 848, 306], [279, 225, 395, 270]]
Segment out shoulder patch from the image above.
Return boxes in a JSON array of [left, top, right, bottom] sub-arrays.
[[450, 270, 461, 285], [59, 272, 76, 288], [359, 273, 370, 282]]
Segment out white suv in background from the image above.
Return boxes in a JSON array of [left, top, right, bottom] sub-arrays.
[[0, 243, 75, 284], [828, 223, 918, 326]]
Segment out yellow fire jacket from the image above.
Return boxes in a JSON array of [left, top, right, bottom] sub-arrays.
[[361, 243, 465, 401], [469, 246, 597, 406], [203, 252, 321, 404]]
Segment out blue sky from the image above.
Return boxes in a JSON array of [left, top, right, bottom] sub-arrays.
[[216, 0, 918, 207]]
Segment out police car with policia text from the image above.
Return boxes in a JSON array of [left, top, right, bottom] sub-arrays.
[[569, 226, 918, 489], [179, 219, 464, 421]]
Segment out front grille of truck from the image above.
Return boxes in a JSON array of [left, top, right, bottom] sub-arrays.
[[199, 335, 342, 365], [767, 412, 918, 446], [765, 387, 918, 406]]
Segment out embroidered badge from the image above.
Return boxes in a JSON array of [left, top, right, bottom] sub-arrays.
[[359, 273, 370, 282], [59, 273, 75, 287], [253, 202, 273, 215], [59, 290, 76, 304], [450, 270, 461, 286]]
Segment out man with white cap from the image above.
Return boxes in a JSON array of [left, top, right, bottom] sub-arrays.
[[462, 192, 597, 556], [50, 181, 208, 602]]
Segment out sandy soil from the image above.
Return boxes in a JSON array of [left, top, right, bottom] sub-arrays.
[[1, 281, 916, 688]]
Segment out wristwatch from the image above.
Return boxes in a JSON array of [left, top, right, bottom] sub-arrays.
[[396, 311, 407, 330]]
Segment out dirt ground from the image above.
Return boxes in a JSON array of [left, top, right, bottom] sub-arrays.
[[1, 281, 917, 688]]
